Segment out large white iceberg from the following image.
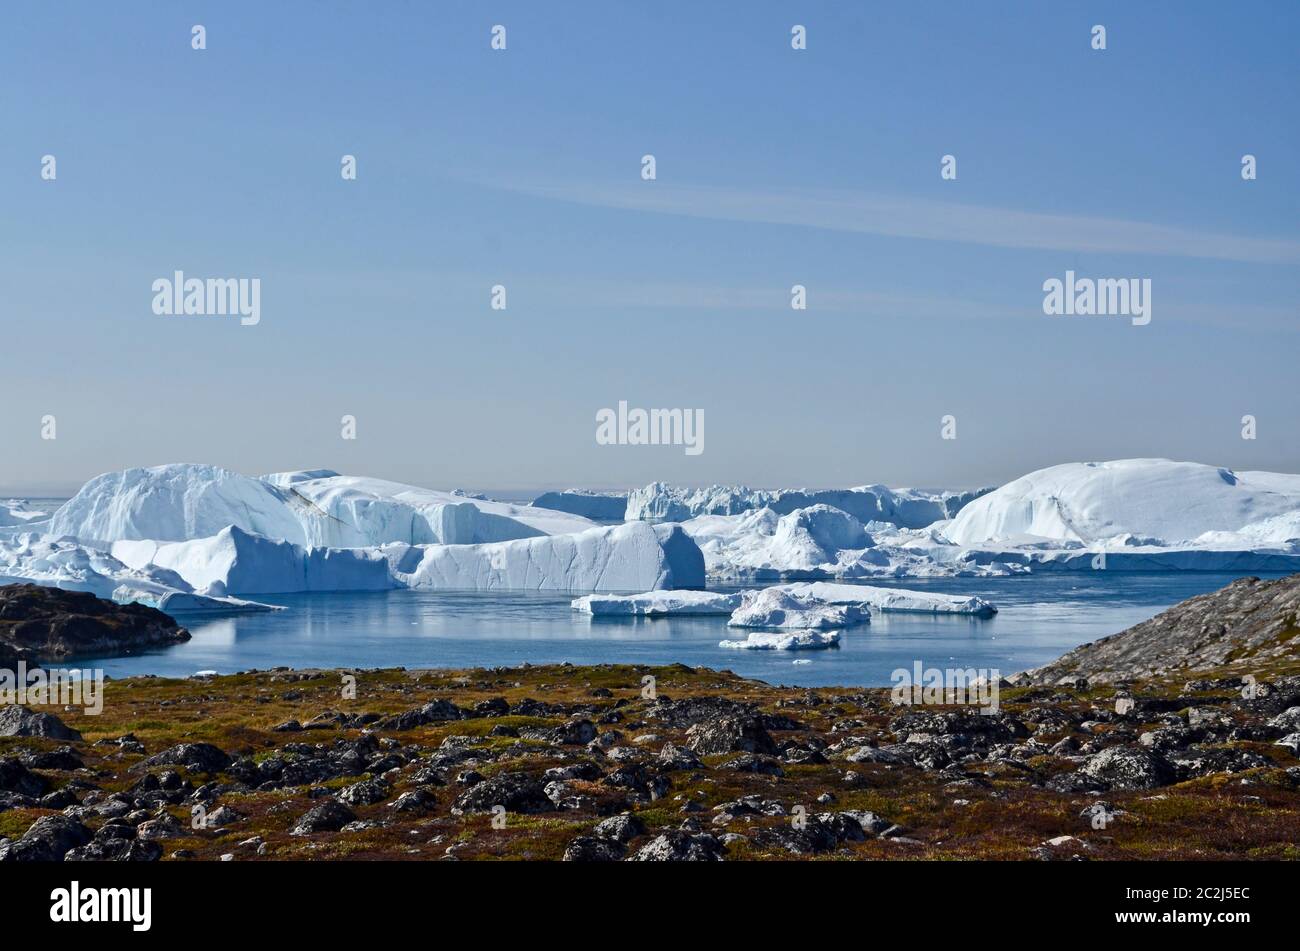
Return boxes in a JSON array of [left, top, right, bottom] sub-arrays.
[[944, 459, 1300, 547], [0, 534, 281, 615], [50, 464, 595, 550], [111, 526, 393, 595], [388, 522, 704, 592]]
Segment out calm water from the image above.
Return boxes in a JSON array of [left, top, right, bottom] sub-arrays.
[[75, 572, 1284, 687]]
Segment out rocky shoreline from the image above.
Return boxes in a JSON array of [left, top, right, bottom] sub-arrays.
[[0, 584, 190, 666], [0, 575, 1297, 861]]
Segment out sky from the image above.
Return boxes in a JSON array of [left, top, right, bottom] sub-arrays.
[[2, 1, 1297, 496]]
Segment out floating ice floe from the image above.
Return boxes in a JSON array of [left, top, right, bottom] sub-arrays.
[[727, 588, 870, 631], [774, 581, 998, 618], [719, 630, 841, 651], [572, 589, 743, 616]]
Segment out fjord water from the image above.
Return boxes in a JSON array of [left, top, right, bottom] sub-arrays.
[[79, 572, 1284, 687]]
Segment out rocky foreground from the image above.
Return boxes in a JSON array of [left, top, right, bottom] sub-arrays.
[[0, 575, 1298, 862], [0, 661, 1296, 861]]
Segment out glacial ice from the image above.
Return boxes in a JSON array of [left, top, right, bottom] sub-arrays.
[[388, 522, 705, 592], [50, 464, 595, 550], [111, 526, 393, 595], [530, 490, 628, 521], [572, 590, 743, 616], [727, 588, 871, 631], [773, 581, 998, 617], [944, 459, 1300, 546], [718, 629, 841, 651], [0, 534, 282, 615], [627, 481, 989, 528]]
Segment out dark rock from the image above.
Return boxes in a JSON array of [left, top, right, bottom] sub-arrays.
[[1081, 746, 1178, 790], [0, 705, 82, 741], [0, 815, 92, 861], [686, 713, 777, 756], [376, 699, 465, 731], [0, 583, 189, 660], [629, 831, 724, 862], [0, 757, 48, 797], [138, 743, 232, 775], [66, 838, 162, 862], [562, 835, 625, 862], [593, 813, 646, 843], [451, 772, 553, 815], [290, 798, 357, 835]]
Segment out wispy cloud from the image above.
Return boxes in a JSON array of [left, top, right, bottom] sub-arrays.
[[484, 180, 1300, 264]]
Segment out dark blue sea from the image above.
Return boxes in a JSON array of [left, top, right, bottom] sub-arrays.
[[75, 572, 1285, 687]]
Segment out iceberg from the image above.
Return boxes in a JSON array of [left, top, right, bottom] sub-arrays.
[[572, 590, 743, 616], [49, 464, 596, 550], [727, 588, 871, 630], [0, 534, 281, 614], [684, 504, 883, 579], [388, 522, 704, 592], [0, 499, 51, 533], [774, 581, 999, 617], [50, 464, 310, 546], [627, 481, 989, 528], [719, 630, 840, 651], [530, 490, 628, 521], [111, 526, 393, 595], [945, 459, 1300, 546]]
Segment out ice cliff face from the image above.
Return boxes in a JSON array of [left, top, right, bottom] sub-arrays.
[[388, 522, 704, 592]]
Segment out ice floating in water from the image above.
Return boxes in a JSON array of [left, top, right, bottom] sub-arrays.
[[775, 581, 998, 617], [389, 522, 705, 593], [50, 464, 594, 549], [728, 588, 870, 631], [572, 589, 742, 616], [530, 490, 628, 521], [719, 630, 841, 651], [111, 526, 392, 595], [944, 459, 1300, 546]]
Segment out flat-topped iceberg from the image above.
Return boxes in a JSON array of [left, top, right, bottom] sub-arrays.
[[530, 490, 628, 521], [719, 629, 841, 651], [389, 522, 704, 592], [775, 581, 999, 617], [728, 588, 871, 630], [572, 589, 742, 616]]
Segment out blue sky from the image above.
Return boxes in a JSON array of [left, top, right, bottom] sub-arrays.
[[2, 1, 1297, 495]]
